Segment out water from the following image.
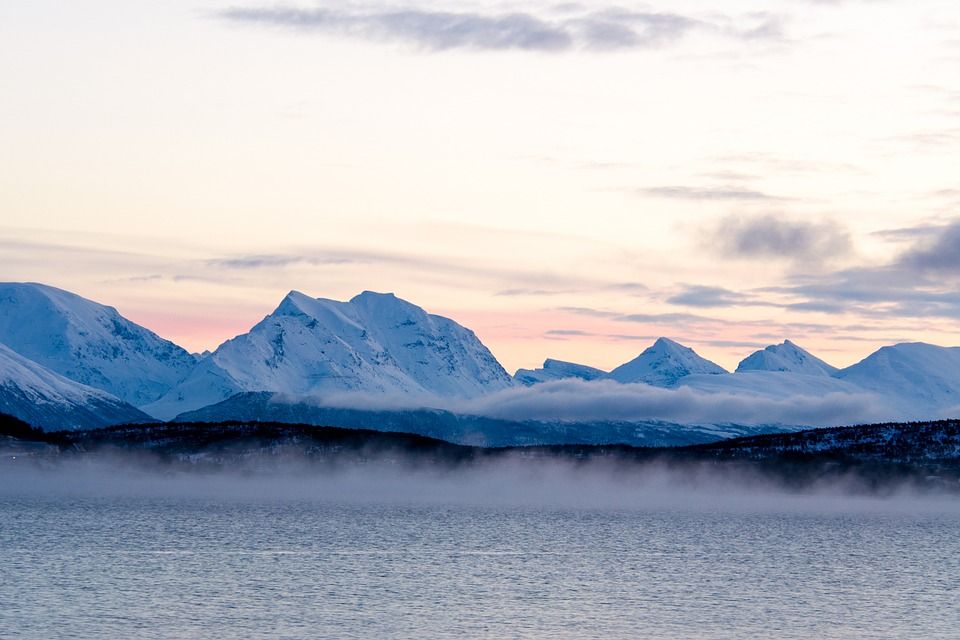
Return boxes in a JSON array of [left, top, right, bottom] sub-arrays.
[[2, 471, 959, 639]]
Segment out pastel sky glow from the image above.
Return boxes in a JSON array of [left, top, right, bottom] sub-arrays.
[[2, 0, 959, 372]]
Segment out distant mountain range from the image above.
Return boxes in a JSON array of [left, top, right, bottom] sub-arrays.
[[2, 282, 960, 442]]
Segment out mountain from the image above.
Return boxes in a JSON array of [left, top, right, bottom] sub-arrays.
[[736, 340, 838, 376], [0, 282, 196, 406], [679, 369, 873, 402], [514, 359, 608, 385], [0, 342, 152, 430], [144, 290, 515, 420], [172, 391, 791, 447], [836, 342, 960, 418], [609, 338, 726, 386]]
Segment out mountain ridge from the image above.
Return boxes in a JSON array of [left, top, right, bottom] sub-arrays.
[[144, 289, 515, 419], [0, 342, 152, 429], [4, 282, 960, 434], [0, 282, 196, 406]]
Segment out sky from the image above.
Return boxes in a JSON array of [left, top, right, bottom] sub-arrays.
[[1, 0, 959, 373]]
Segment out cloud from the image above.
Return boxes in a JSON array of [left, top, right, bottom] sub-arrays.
[[210, 254, 356, 269], [222, 6, 574, 51], [685, 338, 768, 349], [544, 329, 593, 337], [667, 285, 753, 308], [616, 311, 725, 324], [207, 247, 609, 297], [897, 221, 960, 274], [640, 185, 782, 201], [494, 282, 646, 298], [871, 223, 946, 243], [608, 282, 649, 294], [311, 378, 892, 427], [556, 306, 621, 318], [763, 219, 960, 319], [711, 214, 852, 261], [218, 4, 783, 52], [496, 288, 575, 296], [567, 9, 698, 50]]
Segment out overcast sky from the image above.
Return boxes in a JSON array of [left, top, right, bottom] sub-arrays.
[[2, 0, 959, 371]]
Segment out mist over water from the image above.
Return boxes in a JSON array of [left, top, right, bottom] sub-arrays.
[[4, 458, 959, 639], [3, 453, 960, 510]]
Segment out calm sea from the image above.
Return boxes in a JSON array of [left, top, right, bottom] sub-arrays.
[[2, 465, 959, 639]]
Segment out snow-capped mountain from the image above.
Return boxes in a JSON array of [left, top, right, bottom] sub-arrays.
[[0, 283, 196, 406], [514, 359, 608, 386], [836, 342, 960, 418], [0, 342, 151, 430], [144, 290, 515, 419], [7, 281, 960, 434], [609, 338, 727, 386], [736, 340, 839, 377]]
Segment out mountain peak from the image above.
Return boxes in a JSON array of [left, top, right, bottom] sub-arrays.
[[736, 340, 838, 376], [650, 337, 689, 352], [0, 282, 196, 407], [148, 287, 514, 418], [610, 338, 726, 387], [275, 289, 317, 314], [351, 290, 397, 302]]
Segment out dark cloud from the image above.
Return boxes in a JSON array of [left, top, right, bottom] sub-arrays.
[[219, 4, 783, 52], [712, 214, 851, 261], [763, 221, 960, 319], [640, 185, 781, 201], [897, 221, 960, 274]]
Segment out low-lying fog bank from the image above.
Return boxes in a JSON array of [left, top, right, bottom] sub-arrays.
[[4, 419, 960, 502], [3, 450, 960, 511]]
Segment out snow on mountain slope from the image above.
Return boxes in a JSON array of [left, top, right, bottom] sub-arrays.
[[736, 340, 839, 376], [0, 342, 151, 430], [609, 338, 726, 386], [836, 342, 960, 418], [680, 370, 870, 399], [0, 282, 196, 406], [514, 359, 608, 385], [145, 290, 515, 420]]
